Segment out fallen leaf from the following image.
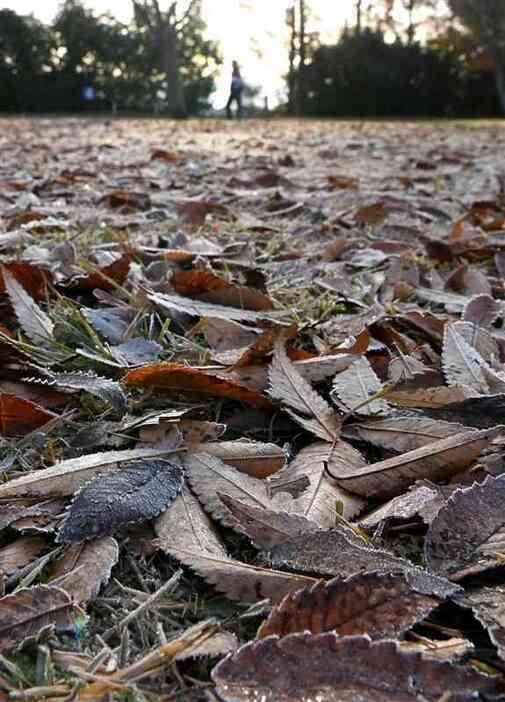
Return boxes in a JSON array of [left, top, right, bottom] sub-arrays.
[[0, 393, 56, 437], [354, 202, 389, 225], [28, 371, 127, 416], [185, 453, 289, 529], [66, 253, 131, 292], [387, 385, 477, 409], [57, 459, 184, 542], [168, 547, 317, 603], [0, 446, 182, 500], [0, 262, 51, 301], [2, 267, 54, 345], [442, 323, 491, 393], [191, 440, 286, 478], [122, 363, 272, 409], [218, 493, 320, 549], [0, 536, 48, 577], [270, 528, 459, 599], [0, 585, 78, 653], [49, 537, 119, 602], [212, 634, 496, 702], [425, 474, 505, 580], [155, 483, 227, 558], [149, 291, 280, 324], [360, 482, 450, 528], [102, 190, 151, 211], [331, 356, 389, 416], [343, 416, 469, 453], [270, 442, 367, 523], [329, 427, 501, 500], [257, 572, 440, 640], [269, 342, 341, 442], [461, 584, 505, 662], [172, 269, 273, 312]]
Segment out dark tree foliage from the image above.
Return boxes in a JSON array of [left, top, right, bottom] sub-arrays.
[[300, 29, 501, 118], [0, 0, 220, 114]]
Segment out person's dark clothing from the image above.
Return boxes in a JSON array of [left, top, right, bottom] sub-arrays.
[[227, 74, 243, 118]]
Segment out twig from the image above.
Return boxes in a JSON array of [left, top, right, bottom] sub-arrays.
[[102, 570, 182, 642]]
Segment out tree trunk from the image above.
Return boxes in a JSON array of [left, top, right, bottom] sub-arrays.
[[495, 60, 505, 114], [287, 5, 297, 114], [296, 0, 306, 116], [160, 23, 187, 118], [356, 0, 363, 34]]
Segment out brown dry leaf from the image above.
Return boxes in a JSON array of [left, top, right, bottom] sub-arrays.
[[0, 262, 51, 301], [151, 149, 180, 163], [270, 528, 460, 600], [229, 353, 355, 392], [168, 547, 317, 603], [360, 482, 450, 528], [387, 385, 477, 409], [270, 442, 367, 523], [66, 253, 132, 292], [231, 324, 298, 370], [0, 536, 48, 577], [461, 584, 505, 662], [185, 453, 291, 529], [218, 493, 320, 550], [417, 394, 505, 429], [191, 440, 286, 478], [172, 269, 273, 312], [122, 363, 272, 409], [155, 483, 227, 558], [399, 637, 474, 662], [452, 320, 499, 362], [327, 175, 359, 190], [149, 291, 280, 324], [463, 294, 504, 327], [176, 199, 227, 226], [331, 356, 389, 416], [329, 426, 501, 500], [48, 537, 119, 603], [2, 267, 54, 345], [175, 630, 238, 662], [0, 393, 56, 437], [0, 585, 78, 653], [425, 474, 505, 580], [212, 634, 496, 702], [102, 190, 151, 211], [269, 342, 341, 442], [343, 416, 469, 453], [0, 446, 181, 500], [257, 572, 440, 640], [354, 201, 389, 225], [442, 322, 492, 393]]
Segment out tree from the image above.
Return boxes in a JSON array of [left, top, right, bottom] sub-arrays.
[[449, 0, 505, 112], [131, 0, 216, 117]]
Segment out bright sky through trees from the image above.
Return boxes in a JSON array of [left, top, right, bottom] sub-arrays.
[[0, 0, 355, 104]]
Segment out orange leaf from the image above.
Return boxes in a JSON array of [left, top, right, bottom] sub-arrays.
[[0, 262, 51, 301], [0, 394, 56, 437], [151, 149, 181, 163], [65, 254, 132, 292], [102, 190, 151, 211], [122, 364, 273, 409], [354, 202, 388, 226]]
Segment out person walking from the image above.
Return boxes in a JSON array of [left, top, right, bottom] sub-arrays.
[[226, 61, 244, 119]]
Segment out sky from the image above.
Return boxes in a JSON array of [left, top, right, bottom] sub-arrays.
[[0, 0, 358, 104]]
